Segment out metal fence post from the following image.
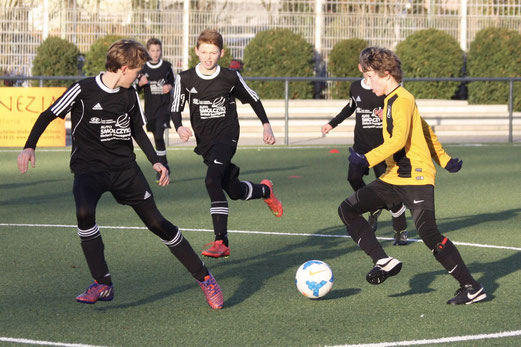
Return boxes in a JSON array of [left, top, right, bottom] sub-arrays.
[[508, 79, 513, 143], [284, 79, 289, 145]]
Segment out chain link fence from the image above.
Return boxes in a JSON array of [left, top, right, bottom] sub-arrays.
[[2, 0, 521, 77]]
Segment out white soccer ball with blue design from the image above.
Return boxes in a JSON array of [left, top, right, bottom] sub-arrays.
[[295, 260, 334, 299]]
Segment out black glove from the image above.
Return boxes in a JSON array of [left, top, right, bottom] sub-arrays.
[[445, 157, 462, 173], [348, 147, 369, 168]]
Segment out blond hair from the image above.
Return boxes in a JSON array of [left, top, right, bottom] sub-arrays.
[[197, 29, 223, 50], [105, 39, 149, 72], [359, 47, 402, 83]]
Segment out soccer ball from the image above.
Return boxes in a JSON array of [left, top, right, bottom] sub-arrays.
[[295, 260, 334, 299]]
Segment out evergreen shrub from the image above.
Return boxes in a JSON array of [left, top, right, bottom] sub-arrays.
[[327, 38, 367, 99], [83, 35, 125, 76], [243, 29, 314, 99], [467, 27, 521, 110], [396, 28, 463, 99], [31, 36, 81, 87]]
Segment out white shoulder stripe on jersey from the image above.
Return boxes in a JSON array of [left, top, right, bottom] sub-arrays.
[[71, 99, 85, 137], [171, 74, 182, 113], [237, 72, 259, 102], [135, 90, 147, 125], [51, 83, 81, 116]]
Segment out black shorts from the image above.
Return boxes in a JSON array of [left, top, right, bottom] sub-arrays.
[[73, 163, 154, 207], [365, 179, 435, 211], [203, 143, 237, 167], [145, 112, 171, 132]]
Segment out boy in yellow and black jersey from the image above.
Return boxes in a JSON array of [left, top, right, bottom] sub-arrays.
[[366, 87, 446, 186], [338, 47, 486, 305]]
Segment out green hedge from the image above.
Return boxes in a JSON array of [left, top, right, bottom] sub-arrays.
[[396, 28, 463, 99], [31, 36, 81, 87], [188, 44, 233, 69], [467, 27, 521, 110], [83, 35, 125, 76], [327, 38, 367, 99], [243, 29, 314, 99]]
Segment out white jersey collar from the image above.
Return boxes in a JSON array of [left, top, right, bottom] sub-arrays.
[[96, 73, 120, 93], [195, 63, 220, 80], [146, 59, 163, 69]]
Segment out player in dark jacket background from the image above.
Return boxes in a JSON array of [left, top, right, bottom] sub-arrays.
[[322, 68, 408, 245], [137, 38, 175, 179], [170, 29, 283, 258]]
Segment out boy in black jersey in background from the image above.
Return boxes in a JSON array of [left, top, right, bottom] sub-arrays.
[[170, 29, 283, 258], [338, 47, 486, 305], [17, 39, 223, 310], [137, 38, 175, 181], [322, 62, 408, 245]]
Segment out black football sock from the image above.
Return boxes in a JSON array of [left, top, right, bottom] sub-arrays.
[[260, 183, 270, 199], [80, 236, 112, 285], [433, 238, 479, 287], [338, 200, 387, 262], [167, 237, 209, 282], [210, 201, 229, 246], [240, 181, 267, 200], [391, 204, 407, 232]]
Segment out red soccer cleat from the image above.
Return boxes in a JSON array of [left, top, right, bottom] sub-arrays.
[[76, 281, 114, 304], [201, 240, 230, 258], [261, 179, 283, 217], [198, 272, 224, 309]]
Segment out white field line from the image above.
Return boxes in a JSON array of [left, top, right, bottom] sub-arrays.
[[1, 223, 520, 252], [0, 336, 106, 347], [329, 329, 521, 347]]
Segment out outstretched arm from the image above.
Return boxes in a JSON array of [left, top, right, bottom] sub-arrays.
[[17, 110, 56, 173]]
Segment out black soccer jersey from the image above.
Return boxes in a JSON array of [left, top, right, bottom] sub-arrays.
[[170, 64, 269, 156], [44, 74, 151, 173], [329, 79, 385, 154], [138, 59, 175, 121]]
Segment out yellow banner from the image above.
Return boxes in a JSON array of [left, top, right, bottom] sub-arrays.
[[0, 87, 66, 147]]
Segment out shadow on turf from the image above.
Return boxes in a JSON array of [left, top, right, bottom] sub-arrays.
[[92, 225, 363, 310], [319, 288, 362, 300], [92, 217, 520, 309], [435, 207, 521, 235], [387, 239, 521, 302], [0, 178, 64, 190], [199, 225, 367, 308]]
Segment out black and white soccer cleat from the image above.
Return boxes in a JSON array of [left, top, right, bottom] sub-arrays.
[[366, 257, 402, 285], [447, 284, 487, 305]]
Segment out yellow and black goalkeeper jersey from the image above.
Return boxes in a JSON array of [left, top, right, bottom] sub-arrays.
[[365, 86, 451, 186]]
